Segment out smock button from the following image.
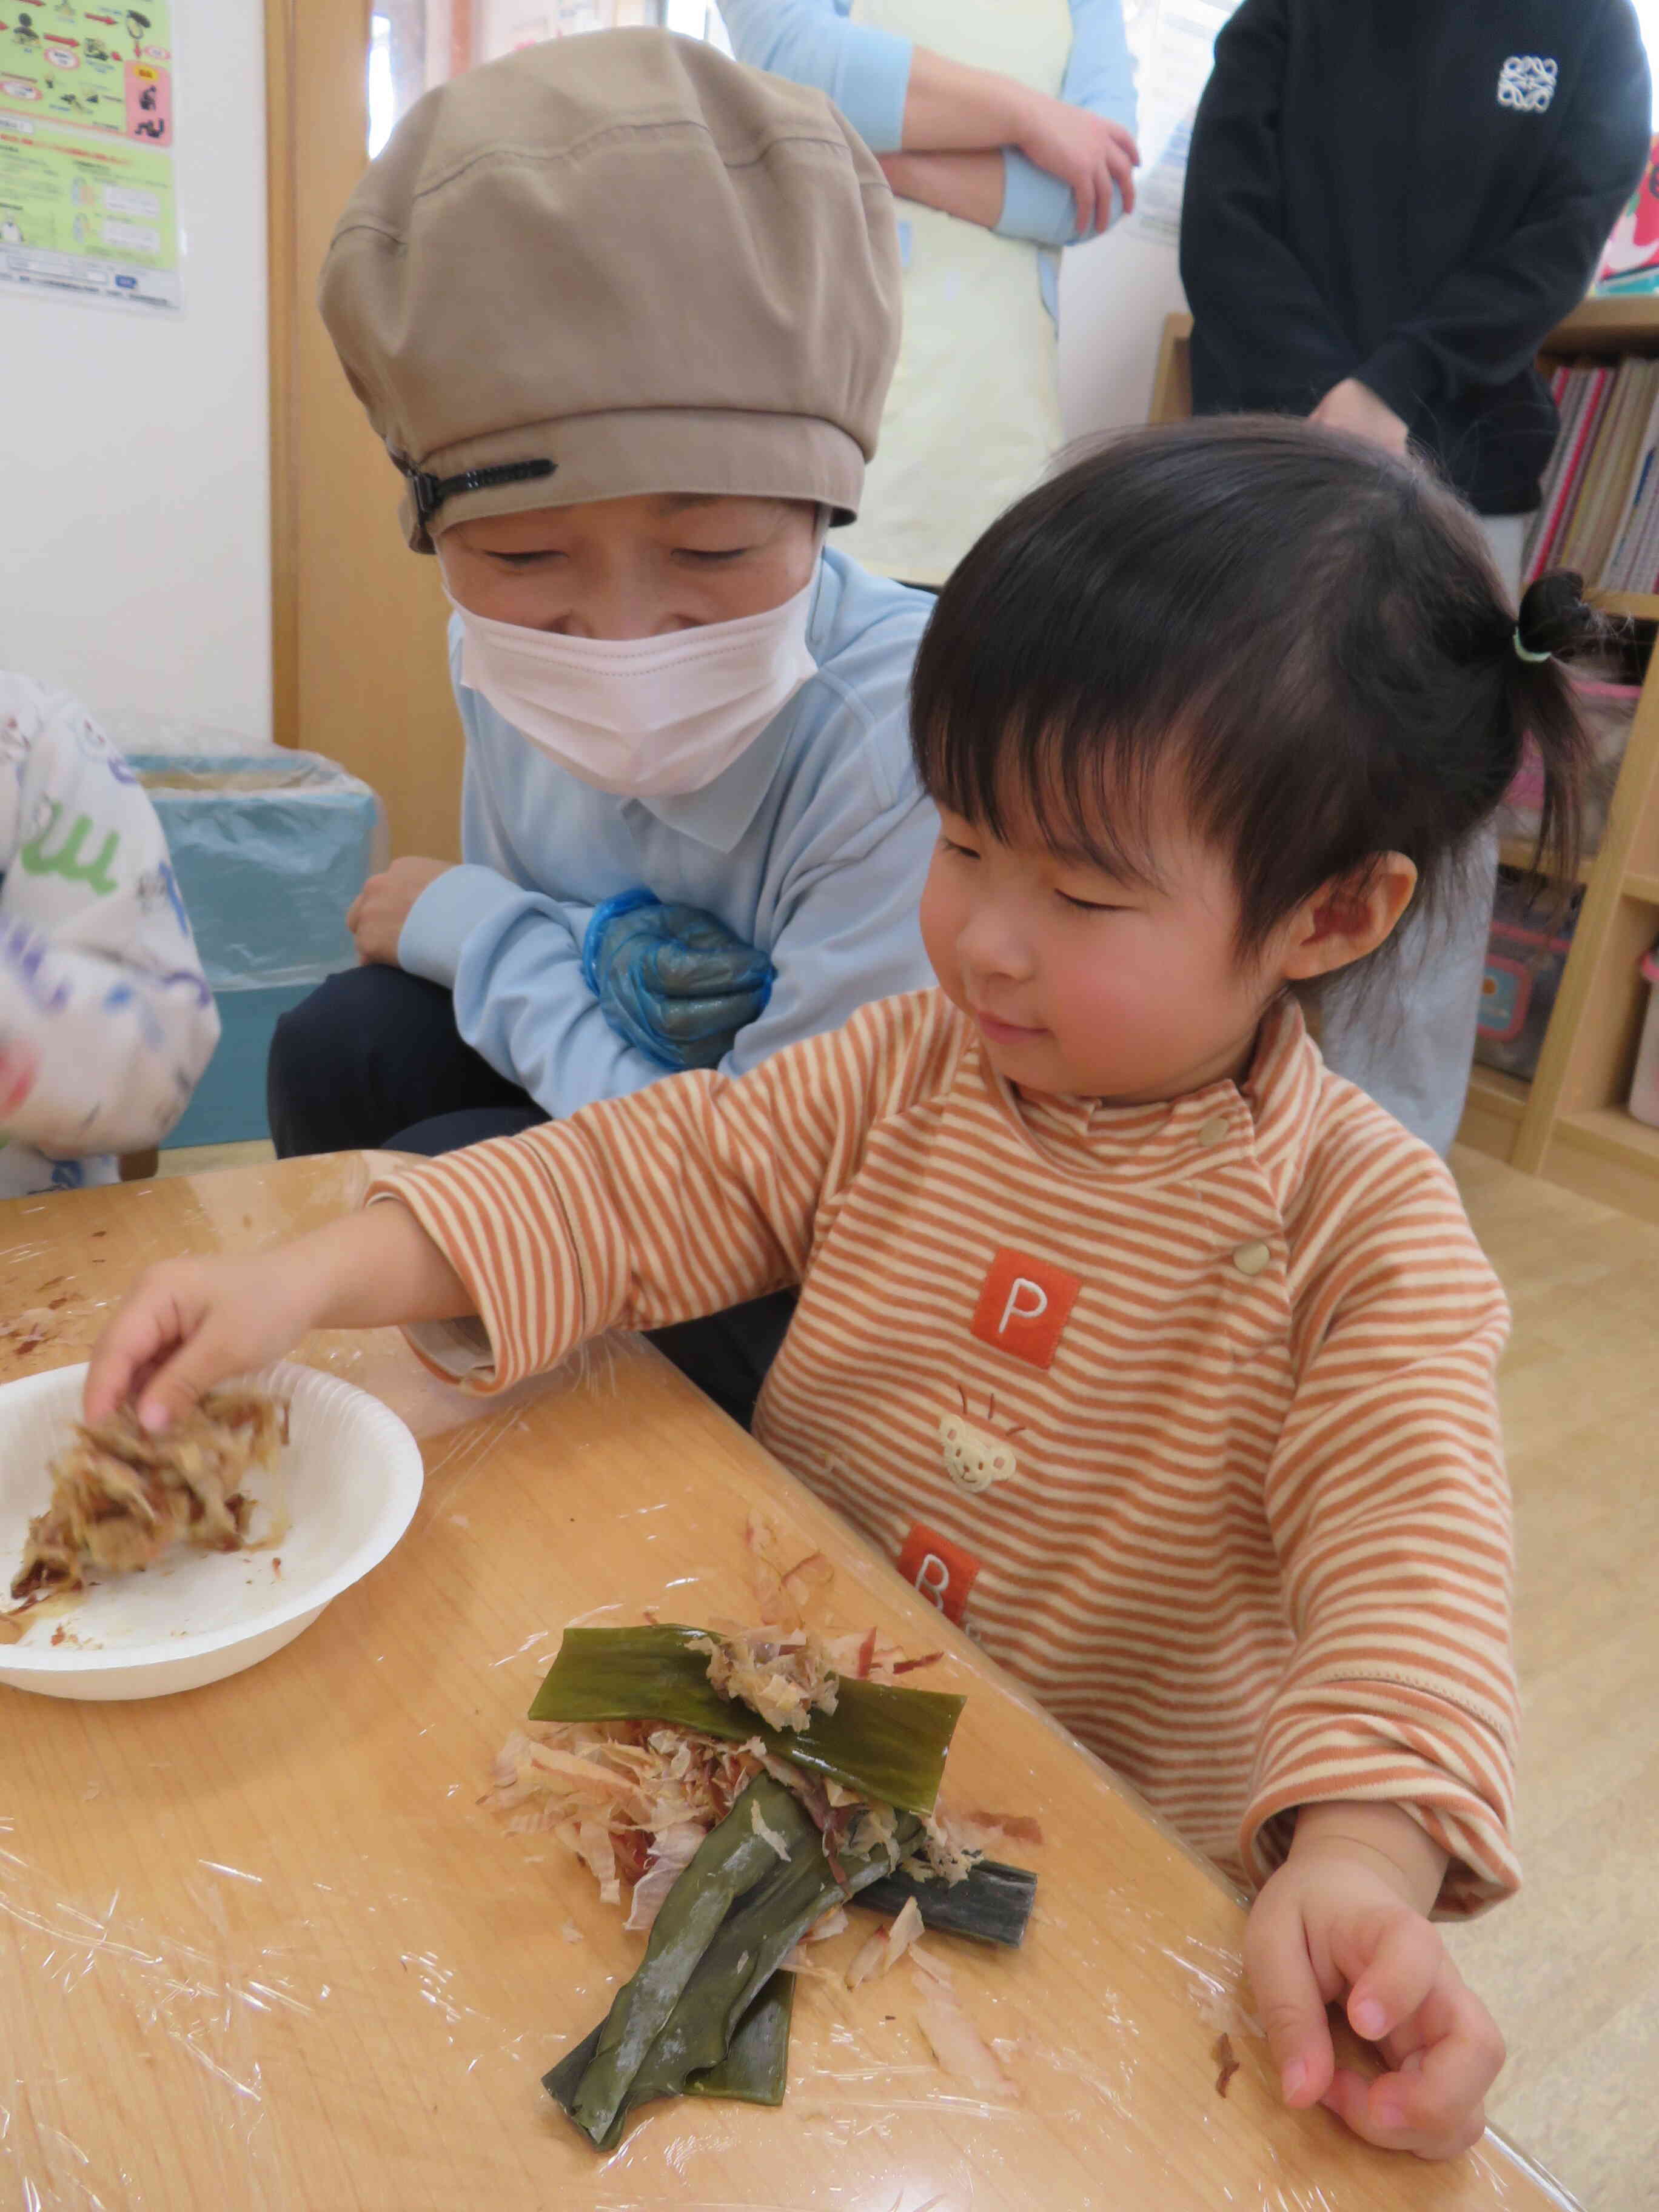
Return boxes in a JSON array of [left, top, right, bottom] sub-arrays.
[[1197, 1113, 1230, 1147], [1232, 1239, 1272, 1278]]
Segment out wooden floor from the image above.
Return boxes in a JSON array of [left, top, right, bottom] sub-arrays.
[[132, 1136, 1658, 2204], [1446, 1147, 1659, 2212]]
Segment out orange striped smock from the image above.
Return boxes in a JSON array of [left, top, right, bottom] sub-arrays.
[[372, 989, 1518, 1911]]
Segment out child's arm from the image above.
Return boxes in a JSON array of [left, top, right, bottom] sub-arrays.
[[1244, 1800, 1504, 2159], [1240, 1129, 1519, 2153], [84, 1204, 472, 1429], [85, 990, 950, 1418], [366, 991, 947, 1396], [0, 677, 220, 1158]]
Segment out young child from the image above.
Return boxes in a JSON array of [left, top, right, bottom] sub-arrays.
[[0, 672, 219, 1199], [86, 419, 1594, 2160]]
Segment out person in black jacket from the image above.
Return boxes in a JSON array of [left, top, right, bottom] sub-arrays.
[[1180, 0, 1651, 1154]]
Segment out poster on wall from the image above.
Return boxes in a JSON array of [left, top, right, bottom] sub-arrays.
[[0, 0, 172, 142], [0, 0, 177, 307], [1121, 0, 1236, 249], [0, 111, 178, 305], [1598, 134, 1659, 295]]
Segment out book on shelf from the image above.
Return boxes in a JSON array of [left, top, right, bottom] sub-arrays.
[[1572, 360, 1655, 582], [1603, 374, 1659, 589], [1632, 470, 1659, 593], [1621, 401, 1659, 592], [1526, 365, 1587, 567], [1526, 365, 1611, 580], [1555, 367, 1629, 575], [1527, 347, 1659, 595]]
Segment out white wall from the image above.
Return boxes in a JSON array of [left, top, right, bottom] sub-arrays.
[[0, 0, 271, 746], [1056, 0, 1230, 447], [1058, 224, 1187, 447]]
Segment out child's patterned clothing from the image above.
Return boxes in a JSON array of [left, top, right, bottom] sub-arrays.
[[0, 674, 219, 1199], [374, 988, 1518, 1911]]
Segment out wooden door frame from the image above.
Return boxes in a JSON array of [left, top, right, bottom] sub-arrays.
[[264, 0, 477, 758], [266, 0, 300, 750]]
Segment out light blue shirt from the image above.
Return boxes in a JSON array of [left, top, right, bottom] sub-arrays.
[[398, 548, 939, 1121], [718, 0, 1137, 313]]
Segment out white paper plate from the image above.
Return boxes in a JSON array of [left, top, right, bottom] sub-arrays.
[[0, 1361, 423, 1700]]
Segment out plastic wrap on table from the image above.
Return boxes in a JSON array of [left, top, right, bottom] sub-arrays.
[[0, 1161, 1581, 2212]]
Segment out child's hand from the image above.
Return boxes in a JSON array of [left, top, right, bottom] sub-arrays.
[[85, 1253, 331, 1432], [1244, 1801, 1504, 2160], [85, 1206, 473, 1432]]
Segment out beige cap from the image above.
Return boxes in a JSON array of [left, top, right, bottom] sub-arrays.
[[320, 28, 902, 551]]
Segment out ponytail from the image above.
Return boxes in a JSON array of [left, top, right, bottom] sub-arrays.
[[1504, 568, 1601, 902]]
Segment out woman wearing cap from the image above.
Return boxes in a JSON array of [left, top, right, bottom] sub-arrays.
[[718, 0, 1138, 587], [267, 30, 937, 1423]]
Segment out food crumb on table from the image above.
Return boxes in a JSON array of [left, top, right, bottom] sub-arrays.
[[1212, 2031, 1241, 2097]]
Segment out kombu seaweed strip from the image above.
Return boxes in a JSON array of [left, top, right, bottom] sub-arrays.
[[547, 1773, 920, 2148], [529, 1624, 964, 1817]]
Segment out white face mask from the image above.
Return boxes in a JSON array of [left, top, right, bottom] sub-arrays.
[[447, 575, 820, 799]]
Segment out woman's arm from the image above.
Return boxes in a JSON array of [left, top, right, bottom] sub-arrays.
[[716, 0, 913, 153], [904, 44, 1134, 235], [996, 0, 1139, 243], [719, 2, 1134, 234], [876, 149, 1006, 232]]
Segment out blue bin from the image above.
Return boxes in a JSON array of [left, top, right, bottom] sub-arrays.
[[132, 754, 384, 1147]]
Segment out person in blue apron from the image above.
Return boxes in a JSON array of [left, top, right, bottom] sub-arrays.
[[719, 0, 1138, 586]]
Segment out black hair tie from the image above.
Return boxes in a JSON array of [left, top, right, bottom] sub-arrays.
[[1514, 569, 1595, 665]]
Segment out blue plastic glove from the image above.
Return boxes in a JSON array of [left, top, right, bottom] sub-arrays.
[[581, 890, 773, 1071]]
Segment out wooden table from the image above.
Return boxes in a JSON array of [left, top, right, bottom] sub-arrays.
[[0, 1158, 1578, 2212]]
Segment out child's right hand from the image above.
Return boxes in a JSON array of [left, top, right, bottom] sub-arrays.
[[84, 1252, 332, 1431], [84, 1203, 474, 1432]]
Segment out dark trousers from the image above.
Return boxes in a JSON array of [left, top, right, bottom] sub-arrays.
[[267, 966, 795, 1427]]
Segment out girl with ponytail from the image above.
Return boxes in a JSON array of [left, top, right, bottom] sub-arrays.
[[89, 418, 1600, 2162]]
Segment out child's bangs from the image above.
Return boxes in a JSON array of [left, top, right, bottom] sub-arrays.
[[913, 691, 1168, 891], [910, 420, 1527, 957]]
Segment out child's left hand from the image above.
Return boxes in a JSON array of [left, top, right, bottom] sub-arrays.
[[1244, 1800, 1505, 2161]]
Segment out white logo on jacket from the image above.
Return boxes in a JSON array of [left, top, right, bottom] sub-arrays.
[[1496, 55, 1557, 112]]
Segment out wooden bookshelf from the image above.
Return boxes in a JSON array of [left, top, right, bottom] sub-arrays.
[[1600, 589, 1659, 620], [1497, 838, 1595, 885], [1148, 300, 1659, 1223]]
